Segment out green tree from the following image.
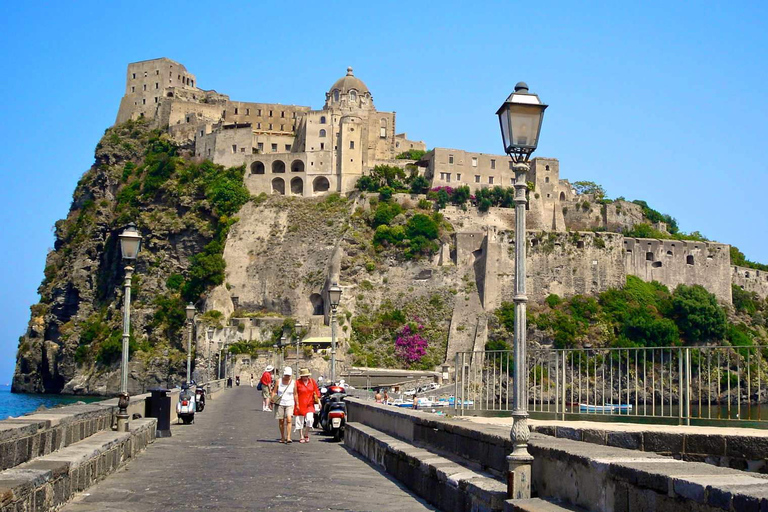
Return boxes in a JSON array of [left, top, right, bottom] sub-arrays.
[[671, 285, 727, 342], [572, 181, 606, 200], [409, 175, 430, 194]]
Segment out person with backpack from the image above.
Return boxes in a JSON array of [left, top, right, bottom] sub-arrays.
[[258, 365, 274, 411]]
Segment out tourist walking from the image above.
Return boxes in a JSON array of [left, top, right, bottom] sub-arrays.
[[294, 368, 320, 443], [272, 367, 296, 444], [259, 365, 274, 411], [383, 389, 389, 405], [250, 373, 254, 387]]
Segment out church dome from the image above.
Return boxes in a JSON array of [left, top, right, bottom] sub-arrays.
[[325, 67, 373, 110], [329, 67, 369, 95]]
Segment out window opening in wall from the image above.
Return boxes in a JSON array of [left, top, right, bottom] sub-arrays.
[[320, 116, 326, 124], [271, 143, 278, 152], [234, 108, 239, 115], [546, 193, 550, 198], [241, 147, 245, 153], [257, 123, 261, 129], [200, 130, 204, 136], [258, 109, 262, 116], [142, 98, 146, 105], [577, 240, 585, 249], [319, 129, 326, 137], [349, 90, 357, 102], [472, 157, 478, 167], [457, 174, 461, 181], [132, 73, 136, 79], [246, 108, 250, 115], [154, 97, 158, 103], [281, 111, 285, 118], [475, 175, 480, 183], [269, 110, 273, 117], [380, 118, 387, 138], [545, 177, 550, 183], [349, 141, 355, 149], [334, 90, 340, 102], [155, 83, 159, 89], [232, 145, 237, 153], [546, 165, 550, 171], [144, 71, 147, 77], [207, 148, 211, 156], [285, 144, 291, 151], [131, 86, 135, 93], [646, 252, 654, 261], [489, 176, 494, 184], [320, 143, 325, 150], [491, 159, 496, 169], [269, 123, 273, 130], [687, 255, 694, 265], [257, 142, 264, 151], [652, 261, 662, 268], [667, 251, 673, 256], [143, 84, 147, 91]]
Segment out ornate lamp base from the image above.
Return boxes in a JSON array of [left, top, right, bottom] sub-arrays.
[[507, 411, 533, 499], [116, 392, 130, 432]]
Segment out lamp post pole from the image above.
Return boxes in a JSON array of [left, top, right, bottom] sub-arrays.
[[185, 303, 196, 384], [116, 223, 142, 433], [295, 322, 303, 362], [328, 283, 342, 384], [496, 82, 547, 499]]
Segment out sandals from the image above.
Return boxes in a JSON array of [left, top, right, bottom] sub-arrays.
[[286, 439, 293, 444], [279, 439, 286, 444], [299, 439, 307, 443]]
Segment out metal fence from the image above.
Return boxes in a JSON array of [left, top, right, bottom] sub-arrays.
[[454, 345, 767, 425]]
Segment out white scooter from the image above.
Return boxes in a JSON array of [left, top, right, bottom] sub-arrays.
[[177, 384, 196, 424]]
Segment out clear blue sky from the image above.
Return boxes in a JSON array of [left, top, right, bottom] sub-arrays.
[[1, 1, 766, 385]]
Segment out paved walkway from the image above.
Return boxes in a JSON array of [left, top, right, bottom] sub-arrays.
[[63, 387, 435, 512]]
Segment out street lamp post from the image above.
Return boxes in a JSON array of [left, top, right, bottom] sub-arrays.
[[496, 82, 548, 500], [185, 303, 196, 384], [328, 283, 342, 384], [116, 223, 142, 432], [206, 326, 215, 381], [294, 322, 303, 362]]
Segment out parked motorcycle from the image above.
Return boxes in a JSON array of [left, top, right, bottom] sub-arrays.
[[177, 384, 196, 424], [195, 385, 206, 412], [317, 385, 347, 441]]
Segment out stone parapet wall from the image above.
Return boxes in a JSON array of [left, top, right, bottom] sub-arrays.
[[0, 418, 156, 512], [346, 399, 768, 511], [732, 265, 768, 299]]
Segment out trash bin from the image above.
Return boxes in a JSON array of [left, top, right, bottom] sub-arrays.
[[147, 388, 172, 438]]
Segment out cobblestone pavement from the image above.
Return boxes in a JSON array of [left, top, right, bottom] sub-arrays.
[[62, 387, 435, 512]]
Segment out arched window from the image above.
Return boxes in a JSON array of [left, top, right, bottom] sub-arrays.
[[290, 177, 303, 195], [313, 176, 330, 193], [559, 192, 565, 201], [251, 161, 265, 174], [380, 118, 387, 138], [349, 90, 357, 102], [686, 255, 694, 265], [320, 116, 326, 124], [271, 177, 285, 195], [319, 129, 326, 138], [272, 160, 286, 173], [291, 160, 305, 173], [545, 177, 550, 183], [333, 89, 340, 102]]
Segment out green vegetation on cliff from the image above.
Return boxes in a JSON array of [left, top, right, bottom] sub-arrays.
[[36, 119, 251, 373], [508, 276, 766, 351]]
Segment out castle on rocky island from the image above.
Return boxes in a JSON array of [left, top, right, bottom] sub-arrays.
[[115, 58, 767, 312]]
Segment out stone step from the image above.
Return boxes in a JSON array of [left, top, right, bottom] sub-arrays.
[[0, 418, 156, 512], [505, 497, 587, 512], [345, 421, 507, 512]]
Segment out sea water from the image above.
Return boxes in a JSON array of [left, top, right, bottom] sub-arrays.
[[0, 384, 103, 420]]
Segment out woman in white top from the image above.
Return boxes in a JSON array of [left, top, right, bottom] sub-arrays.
[[271, 367, 298, 443]]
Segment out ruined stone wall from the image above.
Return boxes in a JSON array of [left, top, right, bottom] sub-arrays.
[[732, 265, 768, 299], [482, 230, 626, 310], [624, 238, 732, 303]]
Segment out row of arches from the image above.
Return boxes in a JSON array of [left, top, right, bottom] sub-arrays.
[[250, 160, 304, 174], [270, 176, 330, 195]]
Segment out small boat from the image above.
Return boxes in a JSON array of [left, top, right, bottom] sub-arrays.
[[579, 403, 633, 412]]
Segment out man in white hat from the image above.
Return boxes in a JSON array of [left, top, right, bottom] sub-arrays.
[[259, 365, 275, 411]]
